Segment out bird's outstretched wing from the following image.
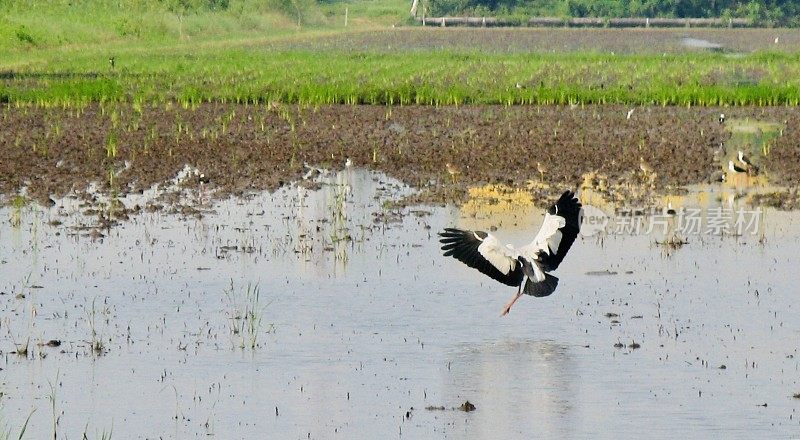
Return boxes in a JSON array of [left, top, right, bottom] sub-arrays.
[[439, 228, 523, 286], [521, 190, 582, 272]]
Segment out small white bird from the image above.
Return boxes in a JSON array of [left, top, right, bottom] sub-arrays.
[[439, 191, 582, 316], [345, 158, 353, 168], [719, 113, 726, 123], [775, 36, 780, 44], [626, 108, 635, 120]]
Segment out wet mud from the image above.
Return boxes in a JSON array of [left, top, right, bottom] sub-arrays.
[[3, 103, 796, 212]]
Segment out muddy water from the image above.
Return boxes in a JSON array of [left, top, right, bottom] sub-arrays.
[[1, 169, 799, 439]]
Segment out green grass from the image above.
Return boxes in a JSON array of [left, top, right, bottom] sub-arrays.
[[4, 49, 800, 106], [319, 0, 409, 25], [3, 1, 800, 106], [0, 0, 406, 54]]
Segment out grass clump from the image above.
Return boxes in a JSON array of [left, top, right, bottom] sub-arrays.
[[0, 409, 35, 440], [224, 280, 273, 350]]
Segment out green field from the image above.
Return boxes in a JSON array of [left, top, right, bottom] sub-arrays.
[[3, 1, 800, 106]]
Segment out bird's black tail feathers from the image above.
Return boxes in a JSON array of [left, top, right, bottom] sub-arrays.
[[517, 255, 559, 297], [523, 274, 559, 297]]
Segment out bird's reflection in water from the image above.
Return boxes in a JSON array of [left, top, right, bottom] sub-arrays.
[[443, 339, 578, 439]]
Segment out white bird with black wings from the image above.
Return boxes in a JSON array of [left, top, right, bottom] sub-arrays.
[[439, 190, 582, 316]]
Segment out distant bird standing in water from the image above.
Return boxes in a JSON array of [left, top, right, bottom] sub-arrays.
[[709, 170, 727, 183], [445, 162, 461, 184], [439, 191, 582, 316], [737, 150, 759, 174], [639, 156, 655, 180], [639, 156, 652, 173], [536, 162, 548, 180], [728, 160, 747, 174]]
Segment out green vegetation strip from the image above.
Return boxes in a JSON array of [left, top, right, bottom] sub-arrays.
[[4, 51, 800, 106]]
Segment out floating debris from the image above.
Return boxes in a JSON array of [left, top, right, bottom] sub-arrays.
[[587, 270, 619, 276], [425, 401, 476, 412], [656, 234, 688, 250], [458, 401, 476, 412]]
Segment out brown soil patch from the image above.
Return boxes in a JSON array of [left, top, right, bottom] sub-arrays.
[[0, 103, 796, 211]]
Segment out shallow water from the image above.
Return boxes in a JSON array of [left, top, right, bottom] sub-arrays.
[[1, 169, 799, 439], [682, 37, 723, 50]]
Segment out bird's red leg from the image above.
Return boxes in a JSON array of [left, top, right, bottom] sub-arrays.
[[500, 285, 523, 316]]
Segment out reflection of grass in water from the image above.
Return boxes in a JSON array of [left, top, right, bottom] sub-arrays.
[[656, 232, 688, 257], [329, 181, 351, 263], [461, 184, 533, 217], [46, 371, 60, 438], [105, 168, 126, 222], [7, 273, 33, 358], [726, 118, 783, 157], [0, 408, 35, 440], [87, 298, 106, 355], [8, 194, 27, 227], [225, 281, 273, 350]]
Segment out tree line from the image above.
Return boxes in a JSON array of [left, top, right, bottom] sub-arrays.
[[426, 0, 800, 25]]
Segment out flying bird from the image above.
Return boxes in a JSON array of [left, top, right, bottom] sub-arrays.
[[439, 191, 582, 316]]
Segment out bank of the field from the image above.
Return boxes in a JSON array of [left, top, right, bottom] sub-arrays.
[[0, 0, 405, 54]]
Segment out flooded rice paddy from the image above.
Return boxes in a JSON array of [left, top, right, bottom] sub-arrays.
[[2, 166, 800, 439]]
